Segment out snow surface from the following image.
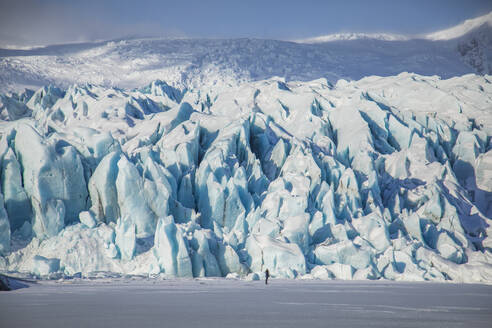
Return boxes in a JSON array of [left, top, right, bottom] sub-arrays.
[[0, 25, 489, 93], [1, 278, 491, 328], [0, 72, 492, 283], [0, 36, 478, 92], [1, 12, 491, 93]]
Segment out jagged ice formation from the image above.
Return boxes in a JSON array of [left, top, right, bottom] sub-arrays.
[[0, 73, 491, 283]]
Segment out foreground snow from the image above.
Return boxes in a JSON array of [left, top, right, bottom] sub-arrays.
[[1, 278, 491, 328], [0, 72, 491, 283]]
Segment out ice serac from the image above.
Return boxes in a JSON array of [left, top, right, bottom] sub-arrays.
[[70, 127, 119, 164], [246, 234, 306, 277], [13, 124, 87, 239], [115, 216, 136, 261], [27, 85, 64, 111], [190, 229, 221, 277], [142, 157, 174, 219], [1, 147, 31, 231], [153, 216, 192, 277], [32, 198, 65, 239], [89, 151, 162, 237], [452, 131, 480, 187], [32, 255, 60, 276], [79, 211, 97, 229], [139, 80, 185, 104], [314, 240, 372, 270], [88, 151, 121, 223], [217, 244, 242, 276], [351, 213, 390, 252], [476, 149, 492, 192], [310, 265, 334, 280], [0, 194, 10, 256], [475, 149, 492, 216], [24, 223, 120, 276], [116, 156, 156, 238], [195, 119, 256, 230], [0, 93, 32, 120], [325, 263, 355, 280]]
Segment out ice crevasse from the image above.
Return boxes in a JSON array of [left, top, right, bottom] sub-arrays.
[[0, 74, 492, 283]]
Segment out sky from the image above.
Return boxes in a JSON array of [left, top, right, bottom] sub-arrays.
[[1, 0, 491, 47]]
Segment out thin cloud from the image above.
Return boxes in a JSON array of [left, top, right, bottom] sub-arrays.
[[1, 0, 491, 47], [0, 0, 185, 47]]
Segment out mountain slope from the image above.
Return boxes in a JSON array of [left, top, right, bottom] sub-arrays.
[[1, 13, 491, 93], [0, 36, 480, 93], [0, 11, 490, 93], [424, 12, 492, 75]]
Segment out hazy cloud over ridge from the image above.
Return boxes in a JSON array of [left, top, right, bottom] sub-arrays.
[[1, 0, 492, 47]]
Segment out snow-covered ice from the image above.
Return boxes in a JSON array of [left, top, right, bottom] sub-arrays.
[[1, 278, 491, 328]]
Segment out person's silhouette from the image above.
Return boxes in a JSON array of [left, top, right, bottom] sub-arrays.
[[265, 269, 270, 285]]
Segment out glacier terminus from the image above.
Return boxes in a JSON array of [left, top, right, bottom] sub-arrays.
[[0, 71, 491, 283], [0, 10, 492, 285]]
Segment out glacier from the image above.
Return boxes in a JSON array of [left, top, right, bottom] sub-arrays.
[[1, 10, 491, 94], [0, 72, 491, 283]]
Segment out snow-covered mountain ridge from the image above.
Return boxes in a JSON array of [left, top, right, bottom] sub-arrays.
[[300, 11, 492, 43], [295, 33, 409, 43], [426, 11, 492, 41], [0, 72, 491, 282]]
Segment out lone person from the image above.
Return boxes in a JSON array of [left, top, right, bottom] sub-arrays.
[[265, 269, 270, 285]]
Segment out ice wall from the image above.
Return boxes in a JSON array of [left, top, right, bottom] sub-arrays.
[[0, 74, 491, 283]]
